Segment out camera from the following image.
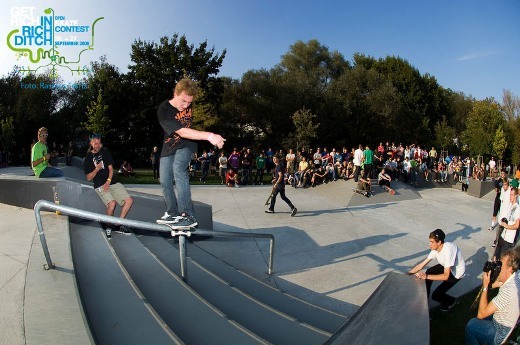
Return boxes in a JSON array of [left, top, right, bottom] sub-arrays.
[[482, 260, 502, 287]]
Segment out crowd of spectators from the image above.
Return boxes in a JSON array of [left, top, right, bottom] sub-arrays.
[[186, 142, 519, 191]]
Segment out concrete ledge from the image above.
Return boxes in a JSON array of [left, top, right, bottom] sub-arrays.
[[0, 178, 213, 230], [25, 214, 93, 345], [467, 179, 495, 198]]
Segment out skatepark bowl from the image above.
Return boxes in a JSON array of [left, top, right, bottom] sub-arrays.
[[10, 161, 501, 344]]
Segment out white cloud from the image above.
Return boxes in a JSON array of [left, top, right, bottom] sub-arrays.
[[457, 51, 495, 61]]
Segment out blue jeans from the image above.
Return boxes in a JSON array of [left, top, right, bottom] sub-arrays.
[[39, 167, 64, 178], [465, 317, 496, 345], [159, 147, 194, 217]]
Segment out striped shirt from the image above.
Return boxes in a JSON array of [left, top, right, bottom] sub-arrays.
[[492, 272, 520, 345]]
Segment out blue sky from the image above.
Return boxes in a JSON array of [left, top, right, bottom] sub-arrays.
[[1, 0, 519, 101]]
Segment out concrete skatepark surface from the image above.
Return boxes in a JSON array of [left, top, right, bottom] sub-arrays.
[[0, 165, 498, 344]]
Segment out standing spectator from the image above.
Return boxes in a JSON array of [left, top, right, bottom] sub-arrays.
[[493, 187, 519, 260], [363, 145, 376, 179], [353, 144, 364, 182], [31, 127, 64, 178], [286, 148, 296, 174], [254, 152, 266, 185], [218, 151, 228, 185], [66, 141, 75, 166], [407, 229, 465, 312], [489, 170, 507, 231], [198, 150, 210, 183], [428, 147, 437, 169], [465, 249, 520, 345], [241, 152, 253, 185], [228, 148, 241, 172], [150, 146, 161, 179], [155, 78, 225, 228]]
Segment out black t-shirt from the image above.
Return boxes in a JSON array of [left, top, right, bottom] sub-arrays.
[[157, 99, 197, 157], [274, 162, 286, 189], [84, 148, 115, 189]]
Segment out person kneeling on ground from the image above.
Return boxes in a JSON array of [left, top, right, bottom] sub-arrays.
[[407, 229, 466, 312], [84, 134, 134, 238], [465, 249, 520, 345], [226, 168, 240, 188]]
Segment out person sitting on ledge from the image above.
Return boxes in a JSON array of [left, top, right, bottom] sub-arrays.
[[31, 127, 64, 178]]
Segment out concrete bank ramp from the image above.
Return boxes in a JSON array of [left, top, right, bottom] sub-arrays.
[[325, 272, 429, 345]]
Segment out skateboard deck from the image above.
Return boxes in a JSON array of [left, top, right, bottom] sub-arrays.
[[352, 188, 370, 197], [265, 188, 275, 206], [163, 223, 197, 237]]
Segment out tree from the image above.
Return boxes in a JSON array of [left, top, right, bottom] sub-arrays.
[[502, 89, 520, 122], [462, 99, 505, 156], [83, 89, 109, 136], [492, 125, 507, 160], [285, 107, 320, 150], [0, 116, 15, 152], [434, 116, 456, 151]]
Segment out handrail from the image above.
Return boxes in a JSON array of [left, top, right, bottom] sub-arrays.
[[33, 199, 275, 280]]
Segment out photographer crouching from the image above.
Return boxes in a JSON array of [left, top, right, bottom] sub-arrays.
[[465, 249, 520, 345]]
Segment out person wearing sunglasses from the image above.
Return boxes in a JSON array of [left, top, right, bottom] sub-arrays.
[[31, 127, 64, 178]]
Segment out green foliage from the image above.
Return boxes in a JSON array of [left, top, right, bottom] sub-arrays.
[[462, 99, 506, 156], [0, 116, 15, 151], [435, 116, 456, 150], [492, 125, 507, 159], [83, 89, 109, 136], [285, 107, 319, 150]]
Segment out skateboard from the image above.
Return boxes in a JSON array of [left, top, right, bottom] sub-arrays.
[[265, 188, 275, 206], [352, 188, 370, 197], [163, 223, 197, 237]]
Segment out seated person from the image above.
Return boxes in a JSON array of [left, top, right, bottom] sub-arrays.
[[357, 171, 372, 197], [465, 249, 520, 345], [325, 162, 337, 181], [301, 168, 314, 188], [119, 161, 135, 177], [226, 168, 239, 188], [311, 166, 327, 187], [378, 168, 392, 191]]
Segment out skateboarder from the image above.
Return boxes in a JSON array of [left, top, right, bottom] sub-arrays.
[[265, 156, 297, 216]]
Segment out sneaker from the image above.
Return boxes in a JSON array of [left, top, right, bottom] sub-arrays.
[[440, 299, 457, 312], [235, 184, 240, 188], [291, 208, 297, 217], [156, 213, 183, 224], [492, 241, 497, 248], [168, 214, 198, 230], [265, 209, 274, 213], [114, 225, 131, 235], [105, 227, 112, 239]]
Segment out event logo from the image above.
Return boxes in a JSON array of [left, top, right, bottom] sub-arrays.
[[7, 6, 103, 86]]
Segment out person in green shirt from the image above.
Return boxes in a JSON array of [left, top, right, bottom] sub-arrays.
[[31, 127, 64, 178], [254, 152, 266, 185], [363, 145, 376, 179]]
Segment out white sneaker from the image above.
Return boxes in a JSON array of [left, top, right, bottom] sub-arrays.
[[235, 184, 240, 188]]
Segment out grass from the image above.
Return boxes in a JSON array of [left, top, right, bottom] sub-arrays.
[[429, 286, 520, 345], [116, 169, 272, 185]]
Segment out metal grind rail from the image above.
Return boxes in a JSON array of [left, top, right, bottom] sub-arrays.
[[33, 199, 275, 281]]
